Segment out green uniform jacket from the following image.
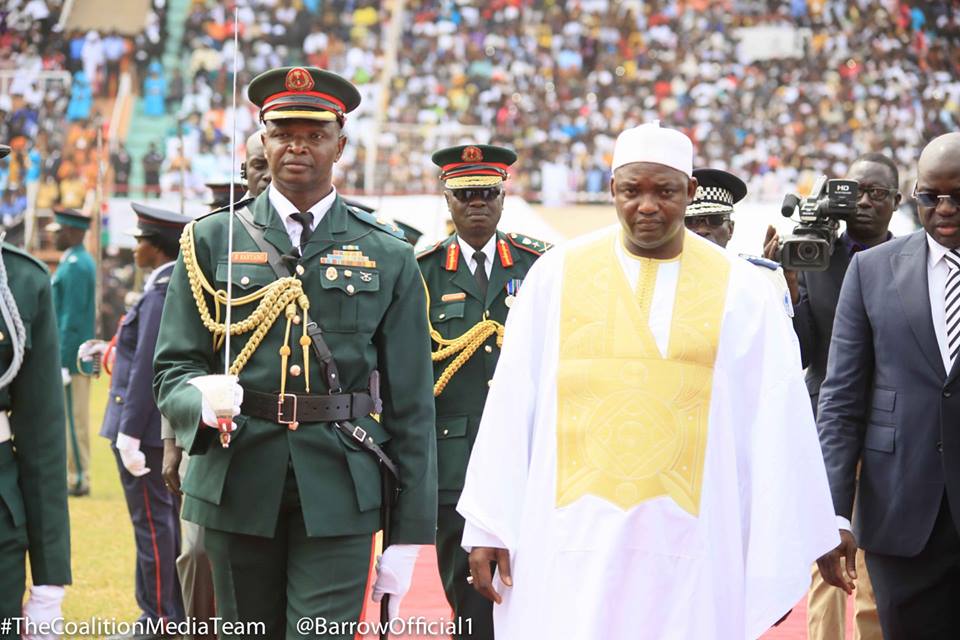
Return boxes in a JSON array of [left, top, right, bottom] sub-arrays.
[[417, 232, 548, 506], [154, 192, 437, 543], [51, 244, 95, 374], [0, 244, 71, 586]]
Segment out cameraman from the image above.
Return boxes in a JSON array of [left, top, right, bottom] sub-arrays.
[[764, 152, 900, 640]]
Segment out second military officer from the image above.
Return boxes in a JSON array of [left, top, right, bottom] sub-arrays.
[[419, 144, 549, 639], [98, 203, 190, 636], [153, 67, 437, 638]]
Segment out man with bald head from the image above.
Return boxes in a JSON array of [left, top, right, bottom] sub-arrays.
[[242, 130, 270, 197], [458, 123, 837, 638], [817, 132, 960, 638]]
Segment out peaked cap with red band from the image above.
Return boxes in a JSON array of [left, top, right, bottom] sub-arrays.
[[431, 144, 518, 189], [248, 66, 361, 124]]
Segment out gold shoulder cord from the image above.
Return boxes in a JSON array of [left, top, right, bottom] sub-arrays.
[[180, 222, 315, 395], [421, 274, 504, 397]]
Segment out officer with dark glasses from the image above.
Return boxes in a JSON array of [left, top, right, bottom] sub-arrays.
[[416, 144, 550, 639]]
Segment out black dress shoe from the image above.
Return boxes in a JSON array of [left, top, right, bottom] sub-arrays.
[[67, 486, 90, 497]]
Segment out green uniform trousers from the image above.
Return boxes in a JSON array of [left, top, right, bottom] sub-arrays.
[[436, 505, 493, 640], [205, 466, 373, 640], [0, 444, 27, 639]]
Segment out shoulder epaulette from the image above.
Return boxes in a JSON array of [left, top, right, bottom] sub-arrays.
[[739, 253, 780, 270], [507, 232, 552, 255], [1, 242, 49, 273], [197, 196, 257, 220], [342, 197, 375, 213], [346, 205, 404, 239], [416, 241, 444, 261]]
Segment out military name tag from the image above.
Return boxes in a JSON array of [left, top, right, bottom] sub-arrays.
[[231, 251, 268, 264], [441, 292, 466, 302]]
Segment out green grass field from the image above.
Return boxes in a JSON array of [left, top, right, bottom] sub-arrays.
[[55, 374, 141, 633]]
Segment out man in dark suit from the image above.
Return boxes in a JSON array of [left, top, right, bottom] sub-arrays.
[[817, 132, 960, 638], [764, 154, 899, 639]]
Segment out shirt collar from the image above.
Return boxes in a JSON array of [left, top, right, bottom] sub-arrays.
[[457, 233, 498, 267], [268, 184, 337, 227], [841, 231, 892, 257], [927, 232, 957, 268], [144, 260, 176, 291]]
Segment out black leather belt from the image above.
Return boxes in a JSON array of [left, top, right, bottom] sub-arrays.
[[242, 389, 376, 426]]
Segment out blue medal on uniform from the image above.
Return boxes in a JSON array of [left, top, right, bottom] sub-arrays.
[[504, 278, 523, 307]]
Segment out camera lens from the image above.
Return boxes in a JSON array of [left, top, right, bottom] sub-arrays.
[[797, 242, 821, 262]]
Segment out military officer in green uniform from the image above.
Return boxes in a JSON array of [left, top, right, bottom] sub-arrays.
[[418, 144, 549, 639], [0, 143, 71, 637], [153, 67, 437, 639], [48, 207, 96, 496]]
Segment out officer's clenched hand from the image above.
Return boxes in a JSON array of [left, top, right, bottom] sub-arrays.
[[22, 585, 64, 640], [116, 433, 150, 477], [468, 547, 512, 604], [763, 224, 799, 304], [162, 438, 183, 496], [372, 544, 421, 619]]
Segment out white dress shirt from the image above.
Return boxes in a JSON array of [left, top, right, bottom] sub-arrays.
[[268, 184, 337, 248], [927, 234, 957, 373], [457, 234, 496, 279]]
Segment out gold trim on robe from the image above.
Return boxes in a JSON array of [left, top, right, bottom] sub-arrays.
[[556, 231, 730, 515]]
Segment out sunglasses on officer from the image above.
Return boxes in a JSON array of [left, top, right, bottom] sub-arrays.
[[449, 187, 502, 203], [912, 184, 960, 209], [684, 214, 730, 228]]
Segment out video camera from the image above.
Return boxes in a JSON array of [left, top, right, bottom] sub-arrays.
[[779, 175, 859, 271]]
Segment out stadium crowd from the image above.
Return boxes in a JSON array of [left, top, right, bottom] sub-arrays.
[[159, 0, 958, 203], [0, 0, 166, 225]]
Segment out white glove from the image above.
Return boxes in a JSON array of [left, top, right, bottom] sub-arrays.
[[116, 433, 150, 477], [189, 375, 243, 431], [22, 584, 64, 640], [60, 368, 70, 387], [77, 339, 108, 363], [371, 544, 420, 620]]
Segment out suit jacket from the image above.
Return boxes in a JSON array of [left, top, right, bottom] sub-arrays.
[[0, 243, 71, 590], [792, 236, 851, 407], [154, 192, 437, 542], [818, 230, 960, 556], [417, 231, 547, 505], [51, 244, 95, 373], [100, 262, 173, 448]]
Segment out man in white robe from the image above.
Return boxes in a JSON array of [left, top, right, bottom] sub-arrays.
[[457, 122, 839, 639]]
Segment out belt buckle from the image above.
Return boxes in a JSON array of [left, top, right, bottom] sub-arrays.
[[277, 393, 299, 430], [351, 425, 368, 442]]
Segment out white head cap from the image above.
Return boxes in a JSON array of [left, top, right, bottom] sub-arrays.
[[611, 121, 693, 177]]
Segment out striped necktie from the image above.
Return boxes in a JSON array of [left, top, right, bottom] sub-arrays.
[[946, 248, 960, 364]]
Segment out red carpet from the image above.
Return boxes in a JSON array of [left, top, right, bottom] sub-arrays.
[[363, 546, 856, 639]]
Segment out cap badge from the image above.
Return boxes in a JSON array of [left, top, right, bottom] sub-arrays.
[[285, 67, 315, 92], [461, 146, 483, 162]]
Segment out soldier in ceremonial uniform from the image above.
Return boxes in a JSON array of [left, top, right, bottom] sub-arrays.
[[48, 207, 96, 496], [153, 67, 437, 638], [96, 203, 189, 636], [0, 143, 71, 637], [684, 168, 793, 316], [418, 144, 549, 639]]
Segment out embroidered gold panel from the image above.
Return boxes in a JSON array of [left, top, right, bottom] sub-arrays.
[[556, 232, 730, 515]]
